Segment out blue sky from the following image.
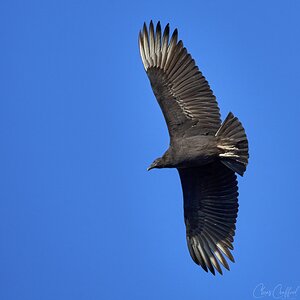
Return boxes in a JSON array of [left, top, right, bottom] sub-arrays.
[[0, 0, 299, 299]]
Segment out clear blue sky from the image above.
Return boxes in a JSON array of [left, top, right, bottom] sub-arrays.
[[0, 1, 299, 299]]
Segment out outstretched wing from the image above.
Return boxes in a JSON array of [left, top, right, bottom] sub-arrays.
[[139, 21, 221, 139], [178, 162, 239, 275]]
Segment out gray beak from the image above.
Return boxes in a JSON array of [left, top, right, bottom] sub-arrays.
[[147, 162, 156, 171]]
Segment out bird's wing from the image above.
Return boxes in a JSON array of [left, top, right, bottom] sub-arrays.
[[139, 21, 221, 139], [178, 162, 238, 275]]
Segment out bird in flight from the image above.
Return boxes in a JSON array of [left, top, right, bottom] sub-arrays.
[[138, 21, 249, 275]]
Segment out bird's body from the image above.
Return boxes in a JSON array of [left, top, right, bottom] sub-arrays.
[[159, 135, 219, 169], [139, 21, 249, 275]]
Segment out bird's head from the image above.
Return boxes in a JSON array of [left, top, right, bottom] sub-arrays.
[[147, 157, 164, 171], [147, 151, 172, 171]]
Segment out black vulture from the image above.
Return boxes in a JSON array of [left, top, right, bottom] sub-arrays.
[[138, 21, 249, 275]]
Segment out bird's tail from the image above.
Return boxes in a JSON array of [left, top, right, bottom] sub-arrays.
[[215, 112, 249, 176]]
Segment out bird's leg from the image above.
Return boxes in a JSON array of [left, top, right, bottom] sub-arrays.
[[217, 145, 238, 151], [218, 145, 239, 158]]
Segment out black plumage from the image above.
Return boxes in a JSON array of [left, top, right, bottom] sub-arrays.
[[139, 21, 249, 275]]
